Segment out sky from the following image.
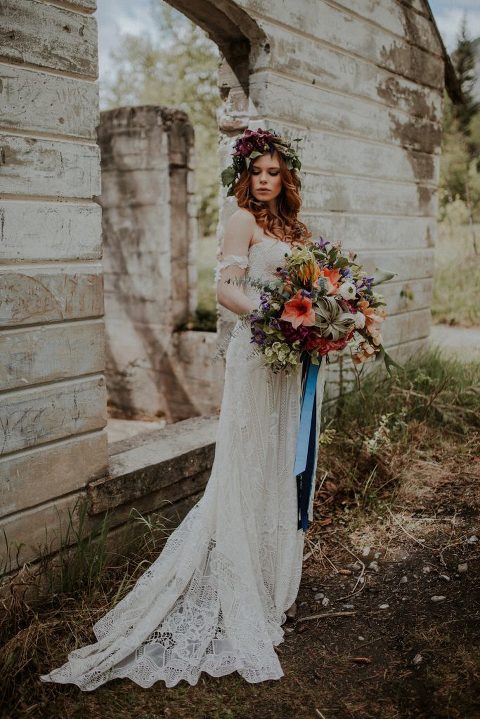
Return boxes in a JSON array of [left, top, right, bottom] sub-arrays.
[[96, 0, 480, 83]]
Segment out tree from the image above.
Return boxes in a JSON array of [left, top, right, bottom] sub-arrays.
[[439, 92, 480, 244], [438, 16, 480, 242], [450, 14, 480, 144], [103, 1, 222, 236]]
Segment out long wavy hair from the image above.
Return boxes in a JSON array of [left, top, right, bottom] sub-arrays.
[[233, 150, 312, 246]]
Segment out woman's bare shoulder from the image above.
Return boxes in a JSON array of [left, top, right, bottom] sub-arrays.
[[229, 207, 256, 226], [224, 208, 257, 245]]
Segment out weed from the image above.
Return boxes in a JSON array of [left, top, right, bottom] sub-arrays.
[[313, 346, 480, 521]]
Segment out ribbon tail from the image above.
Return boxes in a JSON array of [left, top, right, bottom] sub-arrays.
[[294, 355, 322, 532]]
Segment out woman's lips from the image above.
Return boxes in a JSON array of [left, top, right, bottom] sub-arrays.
[[257, 189, 270, 192]]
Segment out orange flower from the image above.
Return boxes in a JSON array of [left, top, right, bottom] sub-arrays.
[[358, 299, 385, 334], [280, 290, 316, 329], [298, 261, 322, 285], [316, 267, 342, 295], [352, 341, 377, 364]]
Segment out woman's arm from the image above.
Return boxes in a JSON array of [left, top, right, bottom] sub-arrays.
[[216, 210, 258, 316]]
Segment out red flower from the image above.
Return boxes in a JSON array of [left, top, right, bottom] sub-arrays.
[[280, 290, 316, 329], [304, 327, 355, 355]]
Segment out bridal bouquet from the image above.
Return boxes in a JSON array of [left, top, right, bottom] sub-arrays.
[[243, 236, 400, 375]]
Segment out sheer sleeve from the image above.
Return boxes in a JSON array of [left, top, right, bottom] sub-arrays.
[[214, 254, 249, 285]]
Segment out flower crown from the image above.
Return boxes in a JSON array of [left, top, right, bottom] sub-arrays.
[[221, 127, 302, 197]]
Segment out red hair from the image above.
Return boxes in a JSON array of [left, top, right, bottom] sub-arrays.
[[233, 150, 312, 246]]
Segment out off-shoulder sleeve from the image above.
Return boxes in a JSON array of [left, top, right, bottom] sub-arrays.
[[214, 254, 249, 284]]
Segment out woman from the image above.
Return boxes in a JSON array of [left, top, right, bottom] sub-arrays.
[[39, 127, 327, 690]]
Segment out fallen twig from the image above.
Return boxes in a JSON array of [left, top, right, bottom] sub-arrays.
[[386, 507, 437, 550], [330, 537, 367, 599], [297, 610, 356, 622], [303, 539, 339, 573]]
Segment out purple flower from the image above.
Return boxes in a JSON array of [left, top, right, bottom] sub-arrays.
[[233, 128, 277, 160], [251, 329, 267, 345], [314, 235, 330, 250]]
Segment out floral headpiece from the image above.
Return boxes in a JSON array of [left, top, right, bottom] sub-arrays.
[[221, 127, 302, 197]]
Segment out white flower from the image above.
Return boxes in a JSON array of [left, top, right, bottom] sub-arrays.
[[338, 282, 357, 300], [354, 312, 366, 329]]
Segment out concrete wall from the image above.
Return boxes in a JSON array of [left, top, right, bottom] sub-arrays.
[[215, 0, 445, 384], [0, 0, 108, 573]]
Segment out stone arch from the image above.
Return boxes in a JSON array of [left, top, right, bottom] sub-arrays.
[[163, 0, 267, 96]]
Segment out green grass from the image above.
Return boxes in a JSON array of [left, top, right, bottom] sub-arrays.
[[332, 344, 479, 435], [196, 234, 217, 316], [432, 221, 480, 326], [175, 235, 217, 331]]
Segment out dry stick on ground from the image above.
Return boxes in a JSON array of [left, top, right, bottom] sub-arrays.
[[329, 537, 367, 600], [296, 610, 356, 623], [303, 538, 339, 573], [386, 507, 469, 567], [386, 507, 438, 551], [303, 536, 322, 563]]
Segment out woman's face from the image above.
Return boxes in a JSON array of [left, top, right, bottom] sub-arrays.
[[249, 151, 282, 205]]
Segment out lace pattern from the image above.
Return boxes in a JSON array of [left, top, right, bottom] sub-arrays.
[[214, 254, 249, 285], [39, 235, 328, 690]]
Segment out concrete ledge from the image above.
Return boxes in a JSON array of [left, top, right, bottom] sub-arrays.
[[87, 415, 219, 514]]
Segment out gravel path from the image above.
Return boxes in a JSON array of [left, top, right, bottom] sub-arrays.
[[429, 323, 480, 363]]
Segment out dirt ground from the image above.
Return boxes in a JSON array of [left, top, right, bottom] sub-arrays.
[[27, 430, 479, 719]]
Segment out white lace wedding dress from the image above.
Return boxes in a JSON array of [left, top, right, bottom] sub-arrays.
[[40, 231, 327, 690]]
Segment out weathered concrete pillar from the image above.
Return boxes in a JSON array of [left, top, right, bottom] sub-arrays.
[[97, 106, 211, 422]]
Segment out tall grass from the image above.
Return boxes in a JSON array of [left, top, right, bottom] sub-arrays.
[[0, 503, 174, 717], [333, 345, 479, 435], [314, 346, 480, 518]]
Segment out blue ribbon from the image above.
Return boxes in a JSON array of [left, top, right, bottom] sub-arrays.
[[294, 354, 322, 531]]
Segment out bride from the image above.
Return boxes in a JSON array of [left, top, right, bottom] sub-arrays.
[[40, 127, 328, 690]]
